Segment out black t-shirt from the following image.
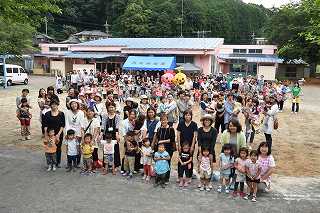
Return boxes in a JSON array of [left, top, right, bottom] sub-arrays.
[[180, 151, 191, 163], [198, 127, 217, 154], [43, 111, 65, 135], [125, 140, 137, 157], [177, 121, 198, 146]]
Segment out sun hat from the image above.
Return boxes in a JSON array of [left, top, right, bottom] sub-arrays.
[[200, 114, 214, 123]]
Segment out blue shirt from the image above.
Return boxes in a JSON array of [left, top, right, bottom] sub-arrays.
[[154, 151, 170, 175], [220, 153, 234, 175]]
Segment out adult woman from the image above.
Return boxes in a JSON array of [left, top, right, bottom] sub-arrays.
[[200, 93, 215, 116], [257, 142, 276, 192], [152, 113, 176, 183], [81, 107, 100, 169], [291, 81, 302, 113], [198, 114, 218, 162], [123, 98, 137, 120], [101, 102, 121, 169], [262, 95, 278, 150], [93, 93, 104, 125], [176, 110, 198, 154], [142, 107, 159, 143], [64, 99, 85, 165], [43, 100, 65, 168], [165, 94, 177, 126], [220, 118, 246, 156], [138, 95, 149, 117], [38, 88, 50, 137]]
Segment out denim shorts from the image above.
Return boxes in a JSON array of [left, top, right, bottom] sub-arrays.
[[104, 154, 114, 165]]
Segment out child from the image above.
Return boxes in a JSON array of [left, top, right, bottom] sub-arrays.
[[123, 131, 138, 178], [43, 128, 58, 171], [154, 143, 170, 188], [118, 86, 124, 102], [218, 144, 234, 193], [244, 150, 261, 202], [233, 147, 248, 197], [178, 143, 193, 187], [81, 133, 94, 174], [140, 138, 153, 182], [64, 129, 80, 172], [199, 147, 213, 191], [17, 98, 32, 140], [100, 133, 117, 175]]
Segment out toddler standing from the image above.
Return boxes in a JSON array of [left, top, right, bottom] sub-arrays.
[[218, 144, 234, 193], [64, 129, 80, 172], [140, 138, 153, 182], [154, 144, 170, 188], [244, 150, 261, 202], [123, 131, 138, 178], [81, 133, 94, 174], [178, 143, 193, 188], [233, 147, 248, 197], [17, 98, 32, 140], [100, 133, 117, 175], [199, 147, 213, 191], [43, 128, 58, 171]]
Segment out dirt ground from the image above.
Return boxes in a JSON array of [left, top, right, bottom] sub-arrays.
[[0, 76, 319, 177]]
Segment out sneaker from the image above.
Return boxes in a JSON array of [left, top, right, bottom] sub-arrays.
[[243, 194, 250, 200], [198, 183, 202, 188], [142, 175, 147, 180], [129, 173, 133, 178], [146, 176, 151, 182], [208, 183, 213, 189], [47, 166, 52, 172], [225, 188, 230, 194], [217, 186, 222, 193], [232, 191, 238, 197], [133, 171, 138, 174], [161, 184, 166, 189], [252, 196, 257, 202], [122, 172, 128, 177], [179, 181, 184, 187], [200, 186, 204, 191], [26, 135, 31, 140], [52, 166, 56, 171], [120, 170, 125, 174], [205, 187, 211, 192], [164, 181, 169, 185]]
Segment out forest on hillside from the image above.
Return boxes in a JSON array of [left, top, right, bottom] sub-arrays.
[[42, 0, 270, 44]]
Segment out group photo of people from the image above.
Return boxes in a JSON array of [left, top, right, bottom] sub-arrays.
[[15, 69, 304, 202]]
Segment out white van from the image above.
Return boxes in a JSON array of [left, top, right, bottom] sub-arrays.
[[0, 64, 29, 86]]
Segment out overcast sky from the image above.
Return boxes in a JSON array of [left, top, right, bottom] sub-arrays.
[[242, 0, 299, 8]]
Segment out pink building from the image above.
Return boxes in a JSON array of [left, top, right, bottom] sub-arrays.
[[215, 44, 283, 80], [34, 38, 224, 76]]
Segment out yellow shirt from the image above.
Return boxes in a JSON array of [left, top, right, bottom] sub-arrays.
[[81, 143, 93, 158]]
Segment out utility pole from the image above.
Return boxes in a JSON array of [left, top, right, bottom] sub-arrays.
[[105, 20, 110, 37], [1, 55, 7, 88], [251, 32, 256, 44], [44, 17, 48, 35], [180, 0, 184, 38]]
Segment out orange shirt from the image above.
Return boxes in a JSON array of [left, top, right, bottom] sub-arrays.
[[43, 137, 57, 153]]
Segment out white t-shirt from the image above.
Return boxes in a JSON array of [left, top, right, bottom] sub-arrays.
[[70, 74, 78, 84], [63, 139, 79, 156], [101, 140, 117, 154], [64, 110, 85, 137]]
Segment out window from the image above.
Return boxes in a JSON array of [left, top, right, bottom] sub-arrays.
[[6, 68, 12, 73], [248, 49, 262, 54], [285, 66, 297, 78], [176, 55, 194, 63], [13, 68, 19, 73], [233, 49, 247, 54], [20, 68, 26, 73], [0, 65, 3, 76], [60, 47, 68, 51], [49, 47, 59, 51]]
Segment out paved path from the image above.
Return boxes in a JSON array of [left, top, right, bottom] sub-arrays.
[[0, 146, 319, 213]]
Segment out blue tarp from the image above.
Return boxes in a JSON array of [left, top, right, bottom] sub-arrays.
[[123, 56, 176, 71]]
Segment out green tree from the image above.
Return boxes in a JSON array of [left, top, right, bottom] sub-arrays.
[[266, 1, 320, 76], [116, 0, 151, 37], [0, 0, 62, 55]]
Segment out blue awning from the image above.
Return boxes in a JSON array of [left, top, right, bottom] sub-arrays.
[[218, 54, 283, 63], [123, 56, 176, 71]]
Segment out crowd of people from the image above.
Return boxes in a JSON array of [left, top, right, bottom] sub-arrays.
[[15, 69, 303, 202]]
